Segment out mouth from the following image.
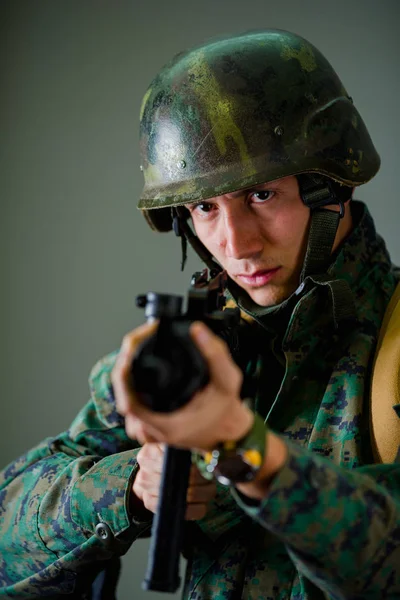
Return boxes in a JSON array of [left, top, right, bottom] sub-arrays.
[[234, 267, 281, 287]]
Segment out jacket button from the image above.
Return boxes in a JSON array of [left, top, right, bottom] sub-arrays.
[[95, 522, 113, 541]]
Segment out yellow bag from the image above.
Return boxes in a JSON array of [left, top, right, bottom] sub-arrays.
[[228, 286, 400, 464], [370, 282, 400, 463]]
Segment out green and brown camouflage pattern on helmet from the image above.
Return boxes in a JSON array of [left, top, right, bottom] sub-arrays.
[[1, 203, 400, 598], [138, 30, 380, 232]]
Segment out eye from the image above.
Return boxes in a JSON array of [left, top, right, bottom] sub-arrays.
[[250, 189, 275, 203], [190, 202, 215, 214]]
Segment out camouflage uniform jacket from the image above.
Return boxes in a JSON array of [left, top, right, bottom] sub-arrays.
[[1, 201, 400, 599]]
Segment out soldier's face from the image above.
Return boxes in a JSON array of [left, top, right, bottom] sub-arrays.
[[185, 176, 312, 307]]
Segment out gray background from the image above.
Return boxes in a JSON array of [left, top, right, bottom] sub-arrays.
[[1, 1, 399, 598]]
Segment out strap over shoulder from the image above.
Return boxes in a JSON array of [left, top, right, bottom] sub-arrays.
[[370, 281, 400, 463]]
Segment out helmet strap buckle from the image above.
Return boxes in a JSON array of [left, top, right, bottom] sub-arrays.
[[299, 174, 345, 218], [298, 175, 345, 283]]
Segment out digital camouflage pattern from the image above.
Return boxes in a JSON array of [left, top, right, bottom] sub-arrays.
[[183, 202, 400, 599], [0, 201, 399, 599], [138, 30, 380, 232], [0, 361, 149, 598]]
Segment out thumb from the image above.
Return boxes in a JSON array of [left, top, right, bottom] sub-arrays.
[[190, 321, 241, 388]]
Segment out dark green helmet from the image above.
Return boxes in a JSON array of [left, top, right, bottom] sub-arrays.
[[138, 29, 379, 232]]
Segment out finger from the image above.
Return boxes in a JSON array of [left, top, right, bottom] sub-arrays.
[[124, 414, 141, 439], [134, 472, 162, 497], [185, 503, 208, 521], [120, 321, 159, 361], [113, 322, 157, 387], [124, 415, 149, 443], [137, 444, 165, 472], [111, 322, 158, 417], [118, 322, 159, 389], [142, 492, 160, 514], [189, 321, 227, 358], [187, 483, 217, 503], [125, 415, 162, 444], [111, 367, 137, 419], [137, 442, 165, 462], [189, 322, 242, 389]]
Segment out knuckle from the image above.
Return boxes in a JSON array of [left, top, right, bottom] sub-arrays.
[[121, 332, 135, 351], [152, 443, 164, 466], [142, 492, 152, 512], [157, 442, 166, 455], [137, 468, 153, 486], [135, 452, 146, 471], [137, 442, 149, 459], [125, 415, 139, 439], [131, 475, 140, 494], [134, 471, 144, 489], [147, 496, 158, 514], [136, 446, 145, 462]]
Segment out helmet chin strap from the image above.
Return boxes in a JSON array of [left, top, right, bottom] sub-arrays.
[[298, 174, 344, 282], [297, 174, 356, 325], [173, 207, 222, 273]]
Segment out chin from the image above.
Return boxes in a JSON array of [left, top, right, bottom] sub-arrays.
[[247, 284, 296, 307]]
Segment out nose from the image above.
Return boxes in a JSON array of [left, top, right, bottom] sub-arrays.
[[220, 207, 264, 260]]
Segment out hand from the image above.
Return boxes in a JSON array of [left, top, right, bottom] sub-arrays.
[[132, 442, 217, 520], [111, 320, 254, 452]]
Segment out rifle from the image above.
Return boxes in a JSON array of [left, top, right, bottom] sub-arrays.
[[131, 269, 242, 593]]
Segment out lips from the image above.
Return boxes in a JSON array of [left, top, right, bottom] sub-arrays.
[[235, 267, 281, 287]]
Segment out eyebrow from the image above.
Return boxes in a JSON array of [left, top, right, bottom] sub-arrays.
[[226, 182, 279, 199], [227, 189, 247, 198], [185, 182, 281, 207]]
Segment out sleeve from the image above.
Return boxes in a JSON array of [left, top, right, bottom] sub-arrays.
[[0, 351, 152, 597], [231, 440, 400, 599]]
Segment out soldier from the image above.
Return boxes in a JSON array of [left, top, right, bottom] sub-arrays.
[[1, 29, 399, 599]]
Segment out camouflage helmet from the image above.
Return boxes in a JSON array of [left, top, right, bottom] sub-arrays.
[[138, 29, 380, 232]]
